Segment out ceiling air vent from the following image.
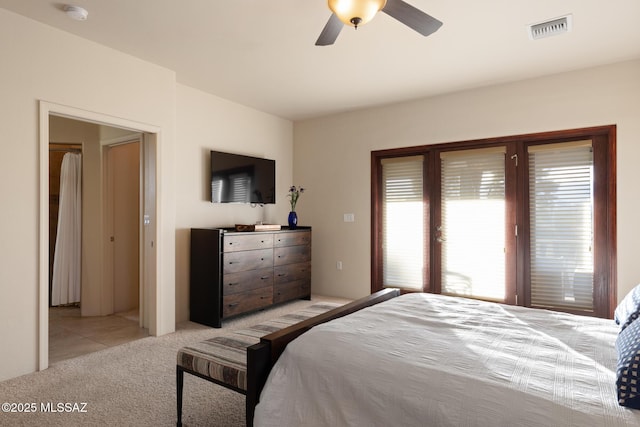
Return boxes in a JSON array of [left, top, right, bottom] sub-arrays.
[[528, 15, 572, 40]]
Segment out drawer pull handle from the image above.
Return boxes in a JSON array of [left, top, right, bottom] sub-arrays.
[[261, 276, 270, 280], [261, 258, 264, 261], [277, 273, 286, 277], [228, 282, 237, 286], [228, 303, 239, 307], [260, 296, 267, 299]]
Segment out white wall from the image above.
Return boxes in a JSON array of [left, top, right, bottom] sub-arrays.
[[294, 59, 640, 302], [174, 84, 294, 322], [0, 9, 177, 381]]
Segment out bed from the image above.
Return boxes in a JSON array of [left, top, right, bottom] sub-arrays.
[[247, 289, 640, 426]]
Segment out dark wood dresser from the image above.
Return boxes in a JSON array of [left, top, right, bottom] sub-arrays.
[[190, 227, 311, 328]]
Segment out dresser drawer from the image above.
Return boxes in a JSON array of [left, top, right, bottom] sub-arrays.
[[223, 267, 273, 296], [223, 287, 273, 318], [224, 248, 273, 273], [274, 261, 311, 284], [274, 231, 311, 247], [274, 245, 311, 266], [274, 280, 311, 303], [223, 233, 274, 252]]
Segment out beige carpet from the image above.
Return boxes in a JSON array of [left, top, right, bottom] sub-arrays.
[[0, 296, 349, 427]]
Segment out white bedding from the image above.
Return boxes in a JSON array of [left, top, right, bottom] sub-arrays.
[[254, 293, 640, 426]]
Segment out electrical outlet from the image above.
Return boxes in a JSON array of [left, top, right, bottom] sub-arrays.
[[343, 213, 355, 222], [336, 261, 343, 270]]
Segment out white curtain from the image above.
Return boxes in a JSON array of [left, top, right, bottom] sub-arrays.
[[52, 152, 82, 306]]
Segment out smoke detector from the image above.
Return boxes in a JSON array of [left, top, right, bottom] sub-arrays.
[[64, 5, 89, 21], [528, 14, 572, 40]]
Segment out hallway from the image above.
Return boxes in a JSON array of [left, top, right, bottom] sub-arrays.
[[49, 306, 148, 365]]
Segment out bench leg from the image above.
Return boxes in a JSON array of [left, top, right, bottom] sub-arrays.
[[177, 366, 184, 427]]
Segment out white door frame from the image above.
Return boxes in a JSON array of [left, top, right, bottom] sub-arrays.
[[38, 101, 160, 370]]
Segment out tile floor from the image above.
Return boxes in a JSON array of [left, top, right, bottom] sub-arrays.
[[49, 306, 149, 365]]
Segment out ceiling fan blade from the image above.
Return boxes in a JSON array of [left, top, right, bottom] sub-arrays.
[[315, 13, 343, 46], [382, 0, 443, 37]]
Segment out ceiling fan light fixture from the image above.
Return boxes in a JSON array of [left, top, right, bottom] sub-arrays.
[[328, 0, 387, 28]]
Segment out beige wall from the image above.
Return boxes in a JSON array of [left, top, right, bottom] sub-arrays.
[[0, 9, 177, 381], [174, 84, 294, 322], [294, 59, 640, 302], [0, 9, 296, 381]]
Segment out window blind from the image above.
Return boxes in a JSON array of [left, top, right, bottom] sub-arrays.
[[528, 141, 594, 311], [381, 156, 424, 290], [440, 148, 506, 300]]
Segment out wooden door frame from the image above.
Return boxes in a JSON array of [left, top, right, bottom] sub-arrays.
[[371, 125, 616, 318]]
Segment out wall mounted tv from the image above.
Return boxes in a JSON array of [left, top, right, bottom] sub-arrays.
[[210, 150, 276, 204]]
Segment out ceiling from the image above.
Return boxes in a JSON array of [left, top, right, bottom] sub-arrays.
[[1, 0, 640, 121]]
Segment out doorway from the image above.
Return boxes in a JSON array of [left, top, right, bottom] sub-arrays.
[[39, 102, 159, 370], [48, 119, 145, 364]]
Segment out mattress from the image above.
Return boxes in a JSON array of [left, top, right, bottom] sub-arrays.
[[254, 292, 640, 426]]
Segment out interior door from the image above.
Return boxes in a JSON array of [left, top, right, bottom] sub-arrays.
[[108, 141, 141, 313]]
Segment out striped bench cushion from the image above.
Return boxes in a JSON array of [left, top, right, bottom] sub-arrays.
[[177, 302, 341, 391]]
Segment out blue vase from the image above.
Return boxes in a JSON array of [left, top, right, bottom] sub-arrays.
[[288, 211, 298, 229]]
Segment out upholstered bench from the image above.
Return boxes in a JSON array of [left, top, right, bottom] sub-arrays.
[[176, 302, 341, 426]]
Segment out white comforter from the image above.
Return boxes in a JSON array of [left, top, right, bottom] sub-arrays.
[[254, 293, 640, 426]]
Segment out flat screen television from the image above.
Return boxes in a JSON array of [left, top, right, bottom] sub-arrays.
[[210, 150, 276, 204]]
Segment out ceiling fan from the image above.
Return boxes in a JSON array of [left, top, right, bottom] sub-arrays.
[[316, 0, 443, 46]]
